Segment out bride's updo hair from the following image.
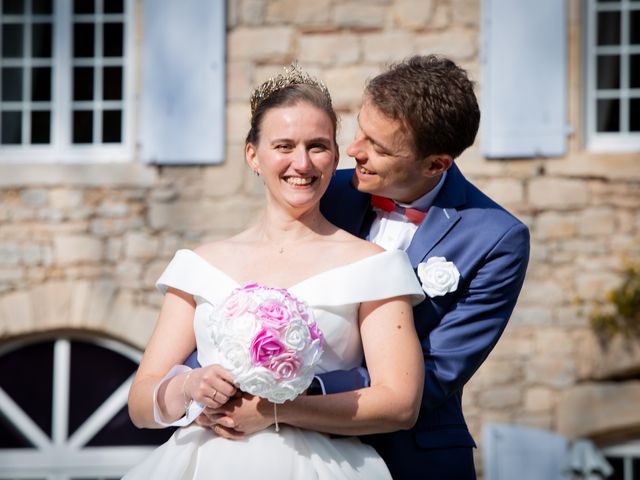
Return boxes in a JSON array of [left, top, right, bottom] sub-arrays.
[[246, 63, 337, 146]]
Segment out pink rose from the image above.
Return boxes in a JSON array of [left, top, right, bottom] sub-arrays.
[[250, 328, 285, 366], [308, 322, 324, 349], [268, 352, 302, 380], [223, 290, 254, 319], [256, 299, 291, 330]]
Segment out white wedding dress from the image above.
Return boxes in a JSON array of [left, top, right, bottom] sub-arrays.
[[124, 249, 424, 480]]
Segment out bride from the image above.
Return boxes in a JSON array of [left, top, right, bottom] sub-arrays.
[[124, 65, 425, 479]]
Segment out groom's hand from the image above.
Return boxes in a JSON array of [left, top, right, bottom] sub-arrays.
[[196, 392, 274, 439]]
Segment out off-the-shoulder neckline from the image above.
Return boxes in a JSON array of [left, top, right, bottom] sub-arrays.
[[177, 248, 403, 291]]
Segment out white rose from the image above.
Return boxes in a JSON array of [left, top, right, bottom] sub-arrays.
[[225, 313, 259, 344], [267, 383, 300, 403], [417, 256, 460, 297], [283, 320, 310, 351], [218, 339, 251, 376], [236, 367, 276, 397]]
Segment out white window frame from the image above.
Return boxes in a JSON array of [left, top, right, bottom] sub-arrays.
[[603, 440, 640, 480], [0, 0, 135, 163], [0, 335, 155, 479], [585, 0, 640, 152]]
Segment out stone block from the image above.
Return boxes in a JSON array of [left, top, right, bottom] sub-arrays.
[[529, 177, 590, 210], [510, 306, 554, 327], [362, 32, 414, 63], [202, 158, 246, 198], [478, 386, 522, 409], [30, 281, 72, 328], [125, 233, 160, 260], [415, 29, 477, 60], [517, 279, 566, 307], [575, 271, 622, 300], [53, 235, 103, 265], [451, 0, 480, 27], [0, 243, 21, 266], [557, 381, 640, 439], [481, 178, 525, 206], [533, 212, 578, 240], [491, 331, 534, 358], [513, 412, 554, 431], [578, 207, 616, 236], [472, 358, 521, 387], [116, 262, 143, 289], [96, 201, 130, 218], [324, 66, 379, 108], [144, 259, 169, 288], [267, 0, 333, 26], [20, 189, 49, 208], [393, 0, 434, 30], [0, 290, 33, 333], [49, 188, 83, 209], [524, 387, 555, 412], [227, 61, 253, 102], [240, 0, 266, 25], [525, 355, 576, 388], [299, 34, 361, 66], [227, 102, 251, 145], [228, 27, 294, 62], [333, 3, 386, 29]]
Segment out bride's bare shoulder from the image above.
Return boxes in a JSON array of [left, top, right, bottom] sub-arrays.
[[331, 229, 384, 256]]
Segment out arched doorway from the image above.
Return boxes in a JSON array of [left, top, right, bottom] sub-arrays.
[[0, 334, 173, 479]]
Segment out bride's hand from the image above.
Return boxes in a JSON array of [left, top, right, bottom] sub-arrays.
[[184, 364, 237, 409]]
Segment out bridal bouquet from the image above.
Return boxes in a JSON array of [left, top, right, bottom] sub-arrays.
[[209, 283, 324, 403]]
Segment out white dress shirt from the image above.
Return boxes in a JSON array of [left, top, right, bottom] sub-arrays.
[[368, 172, 447, 251]]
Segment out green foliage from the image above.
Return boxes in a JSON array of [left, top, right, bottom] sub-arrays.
[[590, 264, 640, 339]]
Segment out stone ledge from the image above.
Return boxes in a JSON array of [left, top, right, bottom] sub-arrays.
[[557, 381, 640, 439], [0, 163, 159, 188]]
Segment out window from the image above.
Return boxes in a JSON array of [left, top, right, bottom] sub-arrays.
[[0, 335, 172, 479], [603, 440, 640, 480], [0, 0, 134, 162], [585, 0, 640, 152]]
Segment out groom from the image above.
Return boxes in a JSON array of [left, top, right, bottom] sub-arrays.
[[313, 55, 530, 479], [199, 55, 530, 479]]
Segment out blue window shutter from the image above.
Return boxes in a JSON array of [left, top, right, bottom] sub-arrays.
[[482, 423, 568, 480], [481, 0, 567, 158], [141, 0, 225, 164]]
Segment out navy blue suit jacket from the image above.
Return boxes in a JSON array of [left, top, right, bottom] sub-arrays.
[[319, 165, 530, 478]]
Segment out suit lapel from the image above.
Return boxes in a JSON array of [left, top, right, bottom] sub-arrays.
[[406, 164, 468, 267]]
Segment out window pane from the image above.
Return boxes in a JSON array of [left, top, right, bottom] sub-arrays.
[[2, 24, 24, 57], [631, 55, 640, 89], [73, 66, 94, 100], [31, 110, 50, 143], [1, 111, 22, 144], [605, 457, 624, 480], [31, 66, 51, 101], [104, 0, 124, 14], [102, 109, 121, 142], [68, 341, 136, 436], [103, 23, 123, 57], [103, 66, 122, 100], [32, 23, 52, 58], [74, 0, 95, 14], [2, 0, 24, 14], [73, 110, 93, 143], [0, 340, 53, 436], [633, 458, 640, 480], [2, 67, 23, 101], [597, 99, 620, 132], [630, 98, 640, 131], [598, 11, 621, 45], [74, 23, 95, 57], [597, 55, 620, 89], [32, 0, 53, 14], [632, 11, 640, 45]]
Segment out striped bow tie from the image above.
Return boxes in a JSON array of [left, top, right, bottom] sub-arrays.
[[371, 195, 427, 225]]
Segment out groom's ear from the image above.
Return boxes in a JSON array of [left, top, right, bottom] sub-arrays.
[[422, 153, 452, 178]]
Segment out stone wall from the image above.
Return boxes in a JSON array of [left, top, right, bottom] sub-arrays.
[[1, 0, 639, 473]]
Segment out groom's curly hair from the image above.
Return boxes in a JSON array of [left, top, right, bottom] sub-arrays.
[[365, 55, 480, 160]]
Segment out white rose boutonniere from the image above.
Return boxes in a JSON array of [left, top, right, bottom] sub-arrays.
[[417, 256, 460, 298]]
